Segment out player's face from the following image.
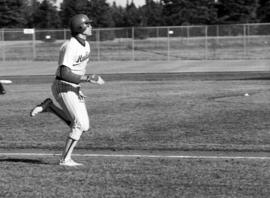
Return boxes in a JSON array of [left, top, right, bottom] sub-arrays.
[[83, 22, 92, 36]]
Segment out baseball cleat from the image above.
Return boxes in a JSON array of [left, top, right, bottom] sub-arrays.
[[30, 98, 52, 117], [59, 158, 83, 166]]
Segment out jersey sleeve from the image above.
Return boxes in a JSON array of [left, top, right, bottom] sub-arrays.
[[58, 41, 76, 68]]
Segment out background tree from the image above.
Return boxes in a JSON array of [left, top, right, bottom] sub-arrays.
[[32, 0, 61, 28], [141, 0, 164, 26], [215, 0, 259, 24], [0, 0, 28, 28], [162, 0, 218, 26], [60, 0, 114, 28], [60, 0, 89, 28], [123, 1, 142, 26], [257, 0, 270, 22], [87, 0, 114, 28], [24, 0, 41, 28], [111, 2, 125, 27], [1, 0, 269, 29]]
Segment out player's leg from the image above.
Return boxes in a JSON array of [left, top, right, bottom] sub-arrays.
[[30, 98, 72, 126], [57, 91, 90, 166], [59, 137, 81, 166], [48, 103, 72, 126], [30, 98, 52, 116]]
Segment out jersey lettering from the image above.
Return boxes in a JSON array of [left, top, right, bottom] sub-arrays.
[[75, 52, 90, 64]]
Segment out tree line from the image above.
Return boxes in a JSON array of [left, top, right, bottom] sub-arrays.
[[0, 0, 270, 29]]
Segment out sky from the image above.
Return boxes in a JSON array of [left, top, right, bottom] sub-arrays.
[[55, 0, 147, 8]]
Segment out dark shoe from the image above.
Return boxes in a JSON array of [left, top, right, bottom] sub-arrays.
[[30, 98, 52, 117]]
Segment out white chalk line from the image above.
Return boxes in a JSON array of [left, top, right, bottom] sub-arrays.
[[1, 152, 270, 160]]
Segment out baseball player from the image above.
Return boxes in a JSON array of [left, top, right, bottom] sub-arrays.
[[0, 83, 6, 95], [30, 14, 105, 166], [0, 80, 12, 94]]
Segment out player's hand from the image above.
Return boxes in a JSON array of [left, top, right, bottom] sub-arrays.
[[87, 74, 105, 85], [79, 90, 87, 100], [95, 76, 105, 85]]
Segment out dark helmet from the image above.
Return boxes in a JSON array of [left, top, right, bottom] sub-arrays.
[[70, 14, 92, 35]]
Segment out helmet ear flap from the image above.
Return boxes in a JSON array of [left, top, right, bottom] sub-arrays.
[[77, 24, 84, 32], [79, 23, 87, 32]]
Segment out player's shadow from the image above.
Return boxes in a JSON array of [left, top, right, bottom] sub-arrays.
[[0, 158, 49, 165]]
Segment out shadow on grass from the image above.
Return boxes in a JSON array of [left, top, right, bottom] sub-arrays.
[[0, 158, 49, 165]]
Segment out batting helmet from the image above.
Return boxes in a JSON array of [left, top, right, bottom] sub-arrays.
[[70, 14, 92, 35]]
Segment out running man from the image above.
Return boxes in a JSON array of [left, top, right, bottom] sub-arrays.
[[30, 14, 105, 166]]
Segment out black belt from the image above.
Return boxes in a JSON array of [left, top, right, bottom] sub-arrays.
[[55, 76, 79, 85], [55, 76, 64, 81], [55, 76, 80, 93]]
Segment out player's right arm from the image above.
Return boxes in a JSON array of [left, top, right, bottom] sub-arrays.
[[56, 65, 105, 85], [56, 65, 82, 84]]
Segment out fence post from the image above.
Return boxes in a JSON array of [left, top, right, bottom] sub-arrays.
[[32, 29, 36, 60], [1, 29, 5, 61], [205, 26, 208, 60], [132, 27, 135, 61], [156, 26, 159, 50], [186, 26, 190, 45], [96, 29, 100, 61], [216, 25, 219, 45], [64, 28, 66, 40], [244, 24, 248, 57], [167, 27, 170, 61]]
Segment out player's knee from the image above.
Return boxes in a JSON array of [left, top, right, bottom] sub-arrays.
[[81, 121, 90, 132], [73, 119, 89, 133], [69, 128, 82, 141], [69, 123, 89, 140], [78, 117, 90, 132]]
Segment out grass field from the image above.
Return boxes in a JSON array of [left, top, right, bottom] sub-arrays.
[[1, 61, 270, 197]]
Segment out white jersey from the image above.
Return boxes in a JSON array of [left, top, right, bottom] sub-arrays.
[[57, 37, 90, 77]]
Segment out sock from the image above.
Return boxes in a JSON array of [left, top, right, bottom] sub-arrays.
[[61, 137, 78, 161]]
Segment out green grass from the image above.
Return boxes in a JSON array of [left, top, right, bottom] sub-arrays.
[[1, 73, 270, 197]]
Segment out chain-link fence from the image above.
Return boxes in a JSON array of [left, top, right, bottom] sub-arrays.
[[1, 23, 270, 61]]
